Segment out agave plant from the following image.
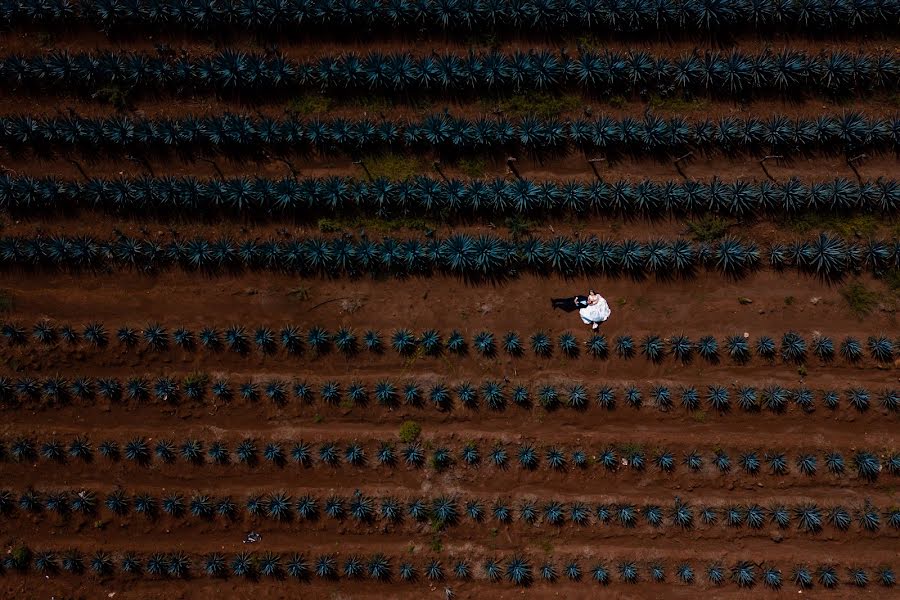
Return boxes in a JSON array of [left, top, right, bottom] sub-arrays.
[[868, 335, 894, 362], [640, 334, 665, 362], [840, 336, 863, 361]]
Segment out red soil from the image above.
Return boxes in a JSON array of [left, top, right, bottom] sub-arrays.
[[0, 16, 898, 600]]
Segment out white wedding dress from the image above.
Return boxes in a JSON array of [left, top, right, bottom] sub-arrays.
[[579, 296, 611, 325]]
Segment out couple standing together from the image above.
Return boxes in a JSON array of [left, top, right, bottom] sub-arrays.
[[552, 290, 611, 330]]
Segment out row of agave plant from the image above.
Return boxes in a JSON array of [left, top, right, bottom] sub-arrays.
[[2, 0, 898, 33], [4, 369, 900, 414], [0, 233, 894, 278], [3, 548, 895, 589], [8, 321, 899, 365], [5, 435, 896, 479], [4, 488, 900, 533], [3, 372, 899, 415], [4, 175, 900, 218], [2, 112, 898, 156], [1, 49, 896, 95]]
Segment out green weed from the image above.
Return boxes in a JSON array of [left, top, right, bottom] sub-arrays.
[[457, 156, 487, 178], [285, 93, 332, 115], [360, 154, 429, 180], [491, 92, 583, 119], [647, 94, 710, 112], [787, 212, 879, 238], [686, 216, 731, 242], [399, 420, 421, 443], [839, 281, 881, 319]]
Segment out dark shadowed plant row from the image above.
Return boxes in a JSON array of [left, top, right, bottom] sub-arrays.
[[2, 0, 898, 35], [1, 49, 896, 97], [3, 373, 899, 419], [5, 434, 897, 480], [3, 487, 900, 533], [4, 174, 900, 219], [3, 546, 894, 588], [9, 321, 900, 366], [0, 233, 896, 278], [3, 112, 899, 158]]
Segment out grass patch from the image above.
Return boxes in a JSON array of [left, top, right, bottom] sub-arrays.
[[786, 212, 880, 238], [884, 269, 900, 295], [429, 533, 443, 551], [783, 296, 795, 307], [504, 215, 535, 240], [287, 286, 310, 301], [183, 371, 208, 388], [686, 216, 731, 242], [620, 442, 643, 456], [606, 95, 627, 109], [317, 218, 342, 233], [360, 154, 429, 180], [0, 290, 13, 313], [92, 84, 131, 110], [398, 420, 421, 443], [457, 156, 487, 178], [840, 281, 881, 319], [691, 410, 707, 423], [317, 214, 439, 234], [647, 94, 710, 112], [490, 91, 583, 119], [285, 93, 331, 115]]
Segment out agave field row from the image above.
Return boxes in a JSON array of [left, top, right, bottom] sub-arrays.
[[3, 112, 898, 156], [5, 487, 900, 533], [3, 0, 898, 33], [7, 435, 897, 479], [2, 50, 896, 96], [0, 233, 893, 278], [6, 371, 900, 414], [3, 549, 894, 589], [11, 321, 899, 365], [5, 175, 900, 218]]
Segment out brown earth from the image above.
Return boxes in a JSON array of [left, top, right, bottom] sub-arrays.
[[0, 16, 898, 600]]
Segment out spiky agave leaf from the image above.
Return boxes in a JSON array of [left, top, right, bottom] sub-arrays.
[[530, 331, 551, 357], [615, 335, 634, 358], [780, 331, 806, 363], [669, 334, 693, 362], [538, 385, 559, 410], [707, 563, 725, 585], [680, 386, 699, 410], [755, 335, 776, 358], [586, 333, 608, 358], [502, 331, 522, 356], [857, 500, 881, 532], [846, 387, 870, 411], [867, 335, 894, 362], [446, 330, 466, 353], [481, 381, 505, 411], [855, 451, 881, 480], [765, 452, 788, 475], [505, 556, 532, 586], [640, 334, 665, 362], [812, 335, 834, 361], [796, 454, 817, 475], [696, 335, 718, 362], [649, 385, 670, 410], [731, 561, 756, 588], [740, 451, 760, 474], [707, 385, 729, 412], [818, 565, 839, 588]]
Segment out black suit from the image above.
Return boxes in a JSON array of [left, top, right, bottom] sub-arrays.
[[551, 296, 589, 312]]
